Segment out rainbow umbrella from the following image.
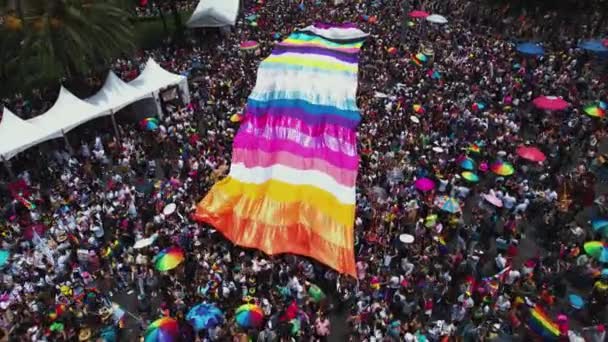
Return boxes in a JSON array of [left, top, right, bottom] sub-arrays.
[[461, 171, 479, 183], [584, 103, 606, 118], [516, 146, 546, 162], [434, 196, 460, 213], [144, 317, 179, 342], [490, 162, 515, 176], [153, 247, 185, 272], [414, 178, 435, 192], [235, 304, 264, 328], [239, 40, 259, 50], [468, 144, 481, 154], [533, 96, 570, 111], [592, 218, 608, 233], [230, 114, 243, 123], [187, 303, 224, 331], [140, 117, 159, 131], [412, 104, 425, 114], [411, 53, 428, 66], [584, 241, 608, 263], [387, 47, 397, 55], [459, 157, 476, 171]]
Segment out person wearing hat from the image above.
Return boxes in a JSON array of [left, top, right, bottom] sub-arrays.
[[78, 328, 92, 341]]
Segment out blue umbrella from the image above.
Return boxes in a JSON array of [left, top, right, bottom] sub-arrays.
[[0, 250, 9, 267], [186, 303, 224, 331], [516, 42, 545, 56], [578, 40, 608, 54], [568, 294, 584, 309]]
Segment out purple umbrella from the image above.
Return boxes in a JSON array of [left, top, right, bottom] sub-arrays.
[[414, 178, 435, 192]]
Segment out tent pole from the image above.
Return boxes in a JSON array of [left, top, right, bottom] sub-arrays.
[[1, 156, 15, 180], [110, 111, 123, 152], [62, 129, 73, 154], [110, 111, 121, 140]]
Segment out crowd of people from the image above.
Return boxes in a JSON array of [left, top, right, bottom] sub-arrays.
[[1, 0, 608, 340]]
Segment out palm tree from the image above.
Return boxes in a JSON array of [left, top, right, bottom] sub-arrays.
[[0, 0, 135, 89]]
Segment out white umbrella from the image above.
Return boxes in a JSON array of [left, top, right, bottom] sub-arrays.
[[482, 192, 503, 207], [426, 14, 448, 24], [133, 234, 157, 249], [410, 115, 420, 123], [163, 203, 177, 216], [399, 234, 415, 244]]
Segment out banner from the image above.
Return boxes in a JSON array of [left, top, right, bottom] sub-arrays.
[[194, 24, 368, 276]]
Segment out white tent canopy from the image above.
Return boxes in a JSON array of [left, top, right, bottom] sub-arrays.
[[0, 108, 49, 160], [2, 58, 190, 160], [28, 87, 101, 140], [186, 0, 239, 27], [86, 71, 151, 115], [129, 58, 190, 113]]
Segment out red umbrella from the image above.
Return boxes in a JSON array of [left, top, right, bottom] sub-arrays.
[[532, 96, 570, 111], [414, 178, 435, 192], [408, 10, 430, 19], [516, 146, 546, 162]]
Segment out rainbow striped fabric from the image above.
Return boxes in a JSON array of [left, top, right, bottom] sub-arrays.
[[194, 24, 367, 276], [527, 305, 561, 340]]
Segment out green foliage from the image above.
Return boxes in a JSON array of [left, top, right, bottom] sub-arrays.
[[0, 0, 135, 93]]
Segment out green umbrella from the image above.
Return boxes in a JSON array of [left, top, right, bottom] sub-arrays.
[[308, 284, 326, 302], [50, 322, 64, 332]]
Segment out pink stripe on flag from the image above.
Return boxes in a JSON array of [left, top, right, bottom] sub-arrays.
[[232, 148, 356, 187], [233, 132, 359, 170]]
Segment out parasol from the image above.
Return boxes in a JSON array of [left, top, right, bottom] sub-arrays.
[[461, 171, 479, 183], [584, 241, 608, 263], [140, 117, 159, 131], [583, 102, 606, 118], [0, 250, 9, 267], [516, 42, 545, 56], [578, 39, 608, 53], [434, 196, 460, 213], [144, 317, 179, 342], [235, 303, 264, 328], [240, 40, 259, 50], [186, 303, 224, 331], [162, 203, 177, 216], [153, 246, 185, 271], [483, 192, 503, 207], [414, 178, 435, 192], [459, 157, 476, 171], [399, 234, 415, 244], [425, 14, 447, 24], [490, 161, 515, 176], [408, 10, 429, 18], [516, 146, 546, 162], [308, 284, 326, 302], [533, 96, 570, 111]]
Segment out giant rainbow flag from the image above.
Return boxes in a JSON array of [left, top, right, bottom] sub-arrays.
[[194, 24, 367, 276]]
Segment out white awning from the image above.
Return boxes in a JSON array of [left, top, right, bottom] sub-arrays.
[[28, 86, 102, 139], [86, 71, 152, 115], [187, 0, 239, 27], [0, 108, 49, 160], [129, 58, 190, 103]]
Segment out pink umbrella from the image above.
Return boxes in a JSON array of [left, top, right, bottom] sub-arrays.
[[409, 10, 430, 19], [482, 192, 503, 208], [516, 146, 546, 162], [414, 178, 435, 192], [532, 96, 570, 111]]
